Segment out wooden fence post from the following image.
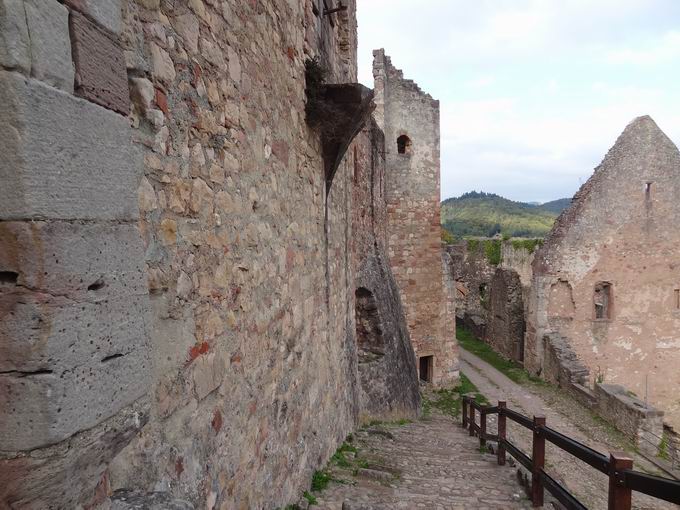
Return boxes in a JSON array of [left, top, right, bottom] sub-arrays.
[[469, 400, 475, 437], [497, 401, 506, 466], [531, 416, 546, 507], [462, 396, 468, 429], [480, 406, 487, 449], [608, 452, 633, 510]]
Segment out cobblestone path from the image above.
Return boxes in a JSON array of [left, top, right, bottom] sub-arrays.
[[461, 348, 677, 510], [313, 413, 531, 509]]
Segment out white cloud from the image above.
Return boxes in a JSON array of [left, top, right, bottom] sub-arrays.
[[357, 0, 680, 202], [605, 31, 680, 65]]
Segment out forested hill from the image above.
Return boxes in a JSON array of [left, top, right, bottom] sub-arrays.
[[441, 191, 571, 238]]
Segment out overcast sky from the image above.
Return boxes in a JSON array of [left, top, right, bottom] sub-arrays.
[[357, 0, 680, 203]]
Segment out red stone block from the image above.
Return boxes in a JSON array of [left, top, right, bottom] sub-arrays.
[[69, 11, 129, 115]]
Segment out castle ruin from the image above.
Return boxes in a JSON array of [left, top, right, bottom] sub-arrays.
[[526, 116, 680, 432]]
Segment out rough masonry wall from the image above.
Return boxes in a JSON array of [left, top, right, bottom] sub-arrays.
[[373, 50, 457, 385], [100, 1, 367, 508], [446, 240, 534, 363], [352, 119, 420, 422], [527, 116, 680, 430], [0, 1, 151, 508], [486, 268, 525, 362]]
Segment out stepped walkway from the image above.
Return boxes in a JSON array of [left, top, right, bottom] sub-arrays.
[[313, 412, 530, 509]]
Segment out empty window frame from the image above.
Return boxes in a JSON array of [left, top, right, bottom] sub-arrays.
[[594, 282, 612, 320], [397, 134, 412, 155]]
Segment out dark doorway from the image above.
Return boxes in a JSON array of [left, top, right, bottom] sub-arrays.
[[419, 355, 433, 382]]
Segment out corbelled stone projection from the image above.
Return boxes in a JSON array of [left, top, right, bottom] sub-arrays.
[[527, 116, 680, 431], [373, 49, 459, 386]]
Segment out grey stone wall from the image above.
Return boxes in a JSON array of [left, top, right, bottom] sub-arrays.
[[486, 268, 525, 362], [0, 1, 151, 508]]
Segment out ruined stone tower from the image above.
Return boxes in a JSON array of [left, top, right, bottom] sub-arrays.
[[372, 50, 458, 386]]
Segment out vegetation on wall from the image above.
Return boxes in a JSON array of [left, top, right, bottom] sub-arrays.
[[441, 191, 569, 238], [510, 238, 543, 254], [467, 239, 502, 266], [441, 228, 456, 244]]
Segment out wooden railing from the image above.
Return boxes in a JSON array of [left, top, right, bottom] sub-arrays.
[[461, 396, 680, 510]]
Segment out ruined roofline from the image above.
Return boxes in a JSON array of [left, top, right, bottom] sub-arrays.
[[372, 48, 439, 107], [537, 115, 679, 262]]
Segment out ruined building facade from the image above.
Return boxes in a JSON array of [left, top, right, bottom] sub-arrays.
[[373, 50, 458, 386], [447, 240, 536, 363], [0, 1, 423, 508], [526, 116, 680, 431]]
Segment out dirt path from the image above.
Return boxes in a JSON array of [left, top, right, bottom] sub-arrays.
[[312, 412, 531, 509], [461, 348, 677, 510]]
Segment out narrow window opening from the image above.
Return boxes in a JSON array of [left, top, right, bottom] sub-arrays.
[[594, 282, 612, 319], [397, 134, 411, 155], [645, 182, 653, 200], [419, 355, 433, 382], [674, 289, 679, 310]]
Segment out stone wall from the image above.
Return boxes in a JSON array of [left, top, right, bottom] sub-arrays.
[[352, 119, 420, 421], [0, 0, 151, 507], [527, 116, 680, 430], [543, 334, 665, 454], [373, 49, 458, 386], [486, 268, 525, 362], [0, 1, 422, 508], [446, 240, 536, 363], [109, 1, 366, 508]]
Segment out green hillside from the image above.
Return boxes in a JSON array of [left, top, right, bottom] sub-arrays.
[[441, 191, 570, 238], [539, 198, 572, 214]]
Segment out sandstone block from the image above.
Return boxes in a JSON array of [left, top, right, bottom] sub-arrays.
[[0, 0, 30, 73], [0, 398, 149, 509], [0, 71, 142, 220], [0, 221, 148, 297], [70, 10, 130, 114], [24, 0, 74, 92], [191, 351, 225, 400], [0, 290, 151, 450], [0, 221, 151, 450], [63, 0, 123, 34], [150, 42, 175, 84]]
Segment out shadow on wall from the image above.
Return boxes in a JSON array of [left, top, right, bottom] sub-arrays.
[[355, 248, 421, 422]]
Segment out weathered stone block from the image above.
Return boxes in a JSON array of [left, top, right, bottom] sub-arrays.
[[0, 0, 30, 73], [0, 290, 151, 450], [0, 221, 147, 297], [24, 0, 74, 92], [63, 0, 123, 34], [0, 398, 149, 509], [0, 71, 142, 220], [70, 10, 129, 114]]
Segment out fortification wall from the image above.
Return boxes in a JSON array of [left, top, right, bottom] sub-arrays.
[[0, 1, 384, 508]]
